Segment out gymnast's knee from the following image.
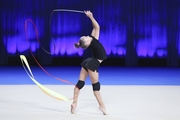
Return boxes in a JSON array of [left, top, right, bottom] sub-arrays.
[[76, 80, 85, 89], [92, 82, 100, 91]]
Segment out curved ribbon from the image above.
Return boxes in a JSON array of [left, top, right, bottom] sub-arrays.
[[22, 9, 84, 101], [24, 19, 75, 85], [25, 19, 55, 55], [49, 9, 84, 54], [20, 55, 70, 102]]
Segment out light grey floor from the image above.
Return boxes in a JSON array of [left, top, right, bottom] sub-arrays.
[[0, 85, 180, 120]]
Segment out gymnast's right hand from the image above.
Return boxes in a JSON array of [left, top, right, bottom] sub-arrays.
[[84, 10, 93, 18]]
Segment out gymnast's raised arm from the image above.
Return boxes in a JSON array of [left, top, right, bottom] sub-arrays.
[[84, 11, 100, 40]]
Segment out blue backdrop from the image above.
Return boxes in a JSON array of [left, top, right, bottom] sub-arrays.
[[0, 0, 180, 66]]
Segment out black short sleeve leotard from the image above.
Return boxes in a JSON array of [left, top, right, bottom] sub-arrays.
[[88, 35, 107, 60]]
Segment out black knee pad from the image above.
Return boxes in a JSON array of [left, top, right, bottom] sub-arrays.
[[92, 82, 100, 91], [76, 80, 85, 89]]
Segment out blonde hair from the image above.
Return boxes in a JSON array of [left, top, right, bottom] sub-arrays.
[[74, 37, 88, 49]]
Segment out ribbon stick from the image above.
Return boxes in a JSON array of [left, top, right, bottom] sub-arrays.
[[53, 9, 84, 13], [20, 55, 70, 102]]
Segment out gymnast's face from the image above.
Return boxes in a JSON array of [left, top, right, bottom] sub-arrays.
[[80, 36, 91, 48]]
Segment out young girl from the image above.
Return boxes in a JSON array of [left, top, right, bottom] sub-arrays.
[[71, 11, 107, 115]]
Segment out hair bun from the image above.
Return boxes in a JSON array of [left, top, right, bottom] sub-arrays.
[[74, 42, 80, 48]]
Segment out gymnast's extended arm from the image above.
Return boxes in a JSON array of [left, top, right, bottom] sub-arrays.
[[84, 11, 100, 40]]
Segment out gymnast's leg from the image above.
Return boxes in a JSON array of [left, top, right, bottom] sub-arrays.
[[71, 67, 88, 114], [88, 69, 107, 115]]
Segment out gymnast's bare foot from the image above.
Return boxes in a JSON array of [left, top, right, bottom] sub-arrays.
[[99, 106, 107, 115], [71, 103, 77, 114]]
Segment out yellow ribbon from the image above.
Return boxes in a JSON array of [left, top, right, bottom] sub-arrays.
[[20, 55, 70, 102]]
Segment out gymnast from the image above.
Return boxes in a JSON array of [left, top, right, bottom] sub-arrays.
[[71, 10, 107, 115]]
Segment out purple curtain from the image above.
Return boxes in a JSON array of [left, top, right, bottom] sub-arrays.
[[0, 0, 180, 66]]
